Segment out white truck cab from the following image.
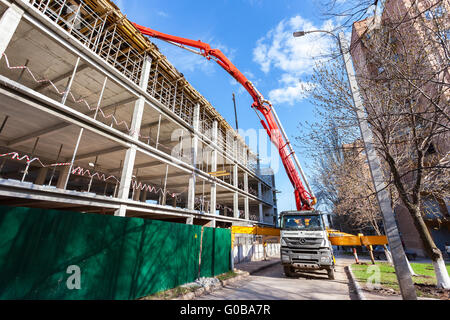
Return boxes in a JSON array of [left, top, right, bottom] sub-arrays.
[[280, 210, 336, 279]]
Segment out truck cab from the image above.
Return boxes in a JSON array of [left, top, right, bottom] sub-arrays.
[[280, 210, 335, 279]]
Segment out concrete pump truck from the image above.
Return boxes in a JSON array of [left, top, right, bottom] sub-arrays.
[[132, 21, 336, 280]]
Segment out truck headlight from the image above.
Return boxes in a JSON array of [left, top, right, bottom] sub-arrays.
[[282, 254, 290, 262], [320, 256, 331, 263]]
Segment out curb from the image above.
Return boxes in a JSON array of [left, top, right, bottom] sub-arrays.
[[345, 265, 366, 300]]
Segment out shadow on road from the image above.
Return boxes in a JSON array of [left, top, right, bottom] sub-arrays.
[[289, 270, 329, 280], [252, 264, 356, 289], [198, 262, 359, 300]]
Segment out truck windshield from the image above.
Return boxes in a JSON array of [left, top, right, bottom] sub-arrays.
[[281, 215, 324, 231]]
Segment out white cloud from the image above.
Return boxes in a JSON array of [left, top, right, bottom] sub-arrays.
[[157, 11, 169, 18], [269, 75, 315, 105], [254, 16, 334, 75], [253, 15, 335, 105]]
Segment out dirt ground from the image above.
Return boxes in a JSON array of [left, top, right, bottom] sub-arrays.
[[414, 284, 450, 300]]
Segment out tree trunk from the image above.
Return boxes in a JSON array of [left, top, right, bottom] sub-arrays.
[[383, 245, 394, 265], [408, 205, 450, 289], [433, 258, 450, 290], [406, 257, 418, 277], [368, 246, 375, 265]]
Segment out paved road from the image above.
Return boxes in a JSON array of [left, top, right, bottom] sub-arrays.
[[196, 259, 358, 300]]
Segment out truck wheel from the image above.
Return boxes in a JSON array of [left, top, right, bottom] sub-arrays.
[[327, 268, 335, 280], [284, 266, 295, 278]]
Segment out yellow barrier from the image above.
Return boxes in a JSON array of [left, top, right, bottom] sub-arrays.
[[329, 234, 388, 246], [231, 226, 280, 248], [232, 226, 387, 247], [329, 236, 363, 246], [360, 236, 389, 246], [231, 226, 281, 237]]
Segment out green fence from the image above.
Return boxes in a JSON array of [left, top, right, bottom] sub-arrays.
[[0, 206, 231, 300]]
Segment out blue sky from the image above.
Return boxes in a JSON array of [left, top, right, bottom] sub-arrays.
[[116, 0, 345, 213]]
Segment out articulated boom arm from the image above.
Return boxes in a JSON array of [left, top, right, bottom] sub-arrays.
[[133, 23, 316, 211]]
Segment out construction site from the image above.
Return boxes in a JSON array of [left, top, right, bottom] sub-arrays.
[[0, 0, 447, 303], [0, 0, 279, 228]]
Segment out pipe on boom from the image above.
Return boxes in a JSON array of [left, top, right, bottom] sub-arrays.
[[133, 23, 316, 211]]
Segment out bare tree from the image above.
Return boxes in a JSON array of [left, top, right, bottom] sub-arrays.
[[337, 142, 385, 234], [321, 0, 382, 30], [297, 60, 387, 239]]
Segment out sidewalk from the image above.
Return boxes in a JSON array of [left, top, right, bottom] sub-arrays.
[[234, 257, 281, 275]]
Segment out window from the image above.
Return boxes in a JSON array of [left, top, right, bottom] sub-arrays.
[[281, 215, 324, 231], [392, 54, 404, 62], [405, 98, 417, 107], [426, 143, 437, 155], [388, 34, 398, 45], [423, 197, 444, 219]]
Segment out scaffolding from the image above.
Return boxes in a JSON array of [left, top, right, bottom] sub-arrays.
[[29, 0, 248, 168]]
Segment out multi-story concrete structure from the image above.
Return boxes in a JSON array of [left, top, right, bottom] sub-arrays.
[[350, 0, 449, 257], [0, 0, 277, 228]]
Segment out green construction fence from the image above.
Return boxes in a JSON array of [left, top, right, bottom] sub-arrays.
[[0, 205, 231, 300]]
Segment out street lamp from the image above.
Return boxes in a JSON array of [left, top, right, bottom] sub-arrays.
[[294, 29, 417, 300], [294, 30, 337, 38]]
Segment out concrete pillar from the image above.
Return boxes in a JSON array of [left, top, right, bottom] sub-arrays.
[[57, 166, 70, 190], [187, 173, 196, 210], [0, 4, 24, 58], [187, 103, 200, 211], [140, 188, 148, 203], [133, 183, 141, 201], [35, 167, 49, 185], [258, 181, 264, 223], [210, 121, 218, 215], [339, 32, 417, 299], [244, 148, 249, 221], [115, 56, 152, 217], [172, 196, 177, 208], [186, 216, 194, 225], [233, 139, 239, 219], [160, 192, 167, 206], [256, 151, 264, 223]]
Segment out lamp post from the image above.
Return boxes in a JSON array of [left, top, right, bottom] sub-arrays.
[[294, 30, 417, 300]]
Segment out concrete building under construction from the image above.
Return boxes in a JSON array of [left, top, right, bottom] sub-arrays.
[[0, 0, 278, 228]]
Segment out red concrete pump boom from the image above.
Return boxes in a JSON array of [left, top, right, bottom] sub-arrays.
[[133, 23, 317, 211]]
